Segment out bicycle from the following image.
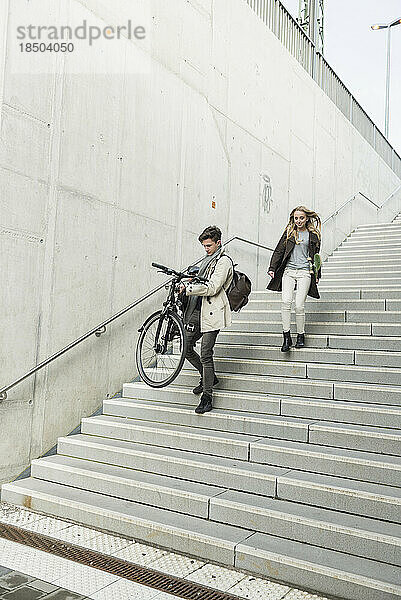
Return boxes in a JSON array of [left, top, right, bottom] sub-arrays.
[[135, 262, 208, 388]]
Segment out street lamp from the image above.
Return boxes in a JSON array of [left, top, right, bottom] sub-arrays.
[[371, 17, 401, 138]]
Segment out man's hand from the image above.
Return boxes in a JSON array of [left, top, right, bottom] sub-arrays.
[[268, 270, 274, 278]]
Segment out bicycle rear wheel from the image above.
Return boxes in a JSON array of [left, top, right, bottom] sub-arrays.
[[136, 310, 187, 388]]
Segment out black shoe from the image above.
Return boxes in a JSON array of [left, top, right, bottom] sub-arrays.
[[295, 333, 305, 348], [192, 381, 203, 395], [192, 376, 219, 395], [195, 392, 213, 414], [281, 331, 292, 353]]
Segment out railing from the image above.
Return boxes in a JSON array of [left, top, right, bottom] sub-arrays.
[[0, 236, 273, 402], [322, 192, 380, 225], [245, 0, 401, 179], [323, 184, 401, 225], [321, 184, 401, 260]]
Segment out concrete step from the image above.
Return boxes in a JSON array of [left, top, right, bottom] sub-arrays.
[[123, 383, 282, 414], [282, 397, 401, 429], [252, 289, 361, 300], [102, 399, 313, 442], [219, 330, 401, 352], [372, 323, 401, 336], [349, 232, 401, 241], [333, 381, 401, 406], [210, 490, 401, 565], [57, 434, 285, 496], [337, 241, 401, 251], [322, 271, 401, 279], [309, 421, 401, 455], [250, 438, 401, 486], [330, 247, 401, 257], [320, 279, 401, 288], [230, 320, 371, 335], [3, 478, 400, 600], [355, 349, 401, 368], [1, 478, 252, 565], [331, 250, 401, 260], [210, 356, 308, 378], [356, 222, 401, 230], [323, 267, 401, 275], [209, 357, 401, 387], [236, 309, 401, 323], [37, 442, 401, 526], [361, 289, 401, 299], [176, 370, 401, 404], [218, 331, 330, 349], [214, 343, 354, 365], [126, 383, 401, 429], [278, 470, 401, 523], [342, 239, 401, 248], [31, 454, 224, 519], [174, 370, 333, 399], [233, 309, 347, 323], [308, 363, 401, 386], [124, 383, 401, 427], [328, 334, 401, 352], [82, 413, 261, 459], [254, 289, 401, 299], [236, 533, 401, 600], [118, 388, 401, 455], [247, 299, 386, 311], [387, 300, 401, 310], [325, 255, 401, 265]]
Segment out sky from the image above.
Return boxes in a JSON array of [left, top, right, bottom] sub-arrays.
[[280, 0, 401, 155]]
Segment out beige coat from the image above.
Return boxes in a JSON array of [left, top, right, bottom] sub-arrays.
[[185, 248, 233, 333]]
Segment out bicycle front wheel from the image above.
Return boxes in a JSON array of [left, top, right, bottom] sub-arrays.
[[136, 310, 187, 388]]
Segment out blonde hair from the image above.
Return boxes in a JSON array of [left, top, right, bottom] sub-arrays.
[[286, 206, 321, 241]]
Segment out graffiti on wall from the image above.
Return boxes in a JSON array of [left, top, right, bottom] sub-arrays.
[[261, 173, 273, 214]]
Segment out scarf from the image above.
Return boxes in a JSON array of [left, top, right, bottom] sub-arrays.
[[184, 247, 223, 321]]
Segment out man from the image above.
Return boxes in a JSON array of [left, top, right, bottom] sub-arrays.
[[183, 226, 233, 414]]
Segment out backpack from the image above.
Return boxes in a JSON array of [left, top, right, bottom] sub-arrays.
[[224, 257, 252, 312]]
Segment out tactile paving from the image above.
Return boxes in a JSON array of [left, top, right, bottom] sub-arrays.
[[187, 564, 246, 591], [89, 577, 159, 599], [150, 553, 204, 578], [113, 542, 167, 566], [228, 575, 290, 599]]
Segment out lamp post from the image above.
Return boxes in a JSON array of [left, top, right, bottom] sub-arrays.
[[371, 18, 401, 138]]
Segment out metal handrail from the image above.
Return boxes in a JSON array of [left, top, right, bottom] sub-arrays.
[[0, 236, 273, 402], [322, 192, 378, 224], [322, 184, 401, 225]]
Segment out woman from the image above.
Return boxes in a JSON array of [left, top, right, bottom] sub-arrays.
[[267, 206, 321, 352]]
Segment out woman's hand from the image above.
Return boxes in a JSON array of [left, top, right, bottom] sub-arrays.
[[268, 270, 275, 278]]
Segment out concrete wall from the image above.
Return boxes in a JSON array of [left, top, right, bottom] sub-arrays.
[[1, 0, 400, 483]]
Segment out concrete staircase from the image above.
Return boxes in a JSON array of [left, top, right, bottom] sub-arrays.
[[3, 217, 401, 600]]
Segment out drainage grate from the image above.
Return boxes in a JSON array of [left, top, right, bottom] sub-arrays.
[[0, 522, 243, 600]]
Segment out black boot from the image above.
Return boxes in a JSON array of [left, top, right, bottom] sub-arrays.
[[281, 331, 292, 353], [295, 333, 305, 348], [195, 392, 213, 414], [192, 376, 219, 395]]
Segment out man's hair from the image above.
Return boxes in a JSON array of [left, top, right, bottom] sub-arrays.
[[198, 225, 222, 243]]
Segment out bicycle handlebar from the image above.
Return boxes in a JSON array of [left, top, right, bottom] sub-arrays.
[[151, 262, 168, 271], [151, 262, 208, 283]]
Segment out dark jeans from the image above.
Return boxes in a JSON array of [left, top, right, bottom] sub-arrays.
[[184, 309, 219, 395]]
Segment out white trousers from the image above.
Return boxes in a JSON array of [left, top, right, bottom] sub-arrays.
[[281, 268, 311, 333]]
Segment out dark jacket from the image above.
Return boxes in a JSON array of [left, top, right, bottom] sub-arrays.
[[267, 230, 321, 299]]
